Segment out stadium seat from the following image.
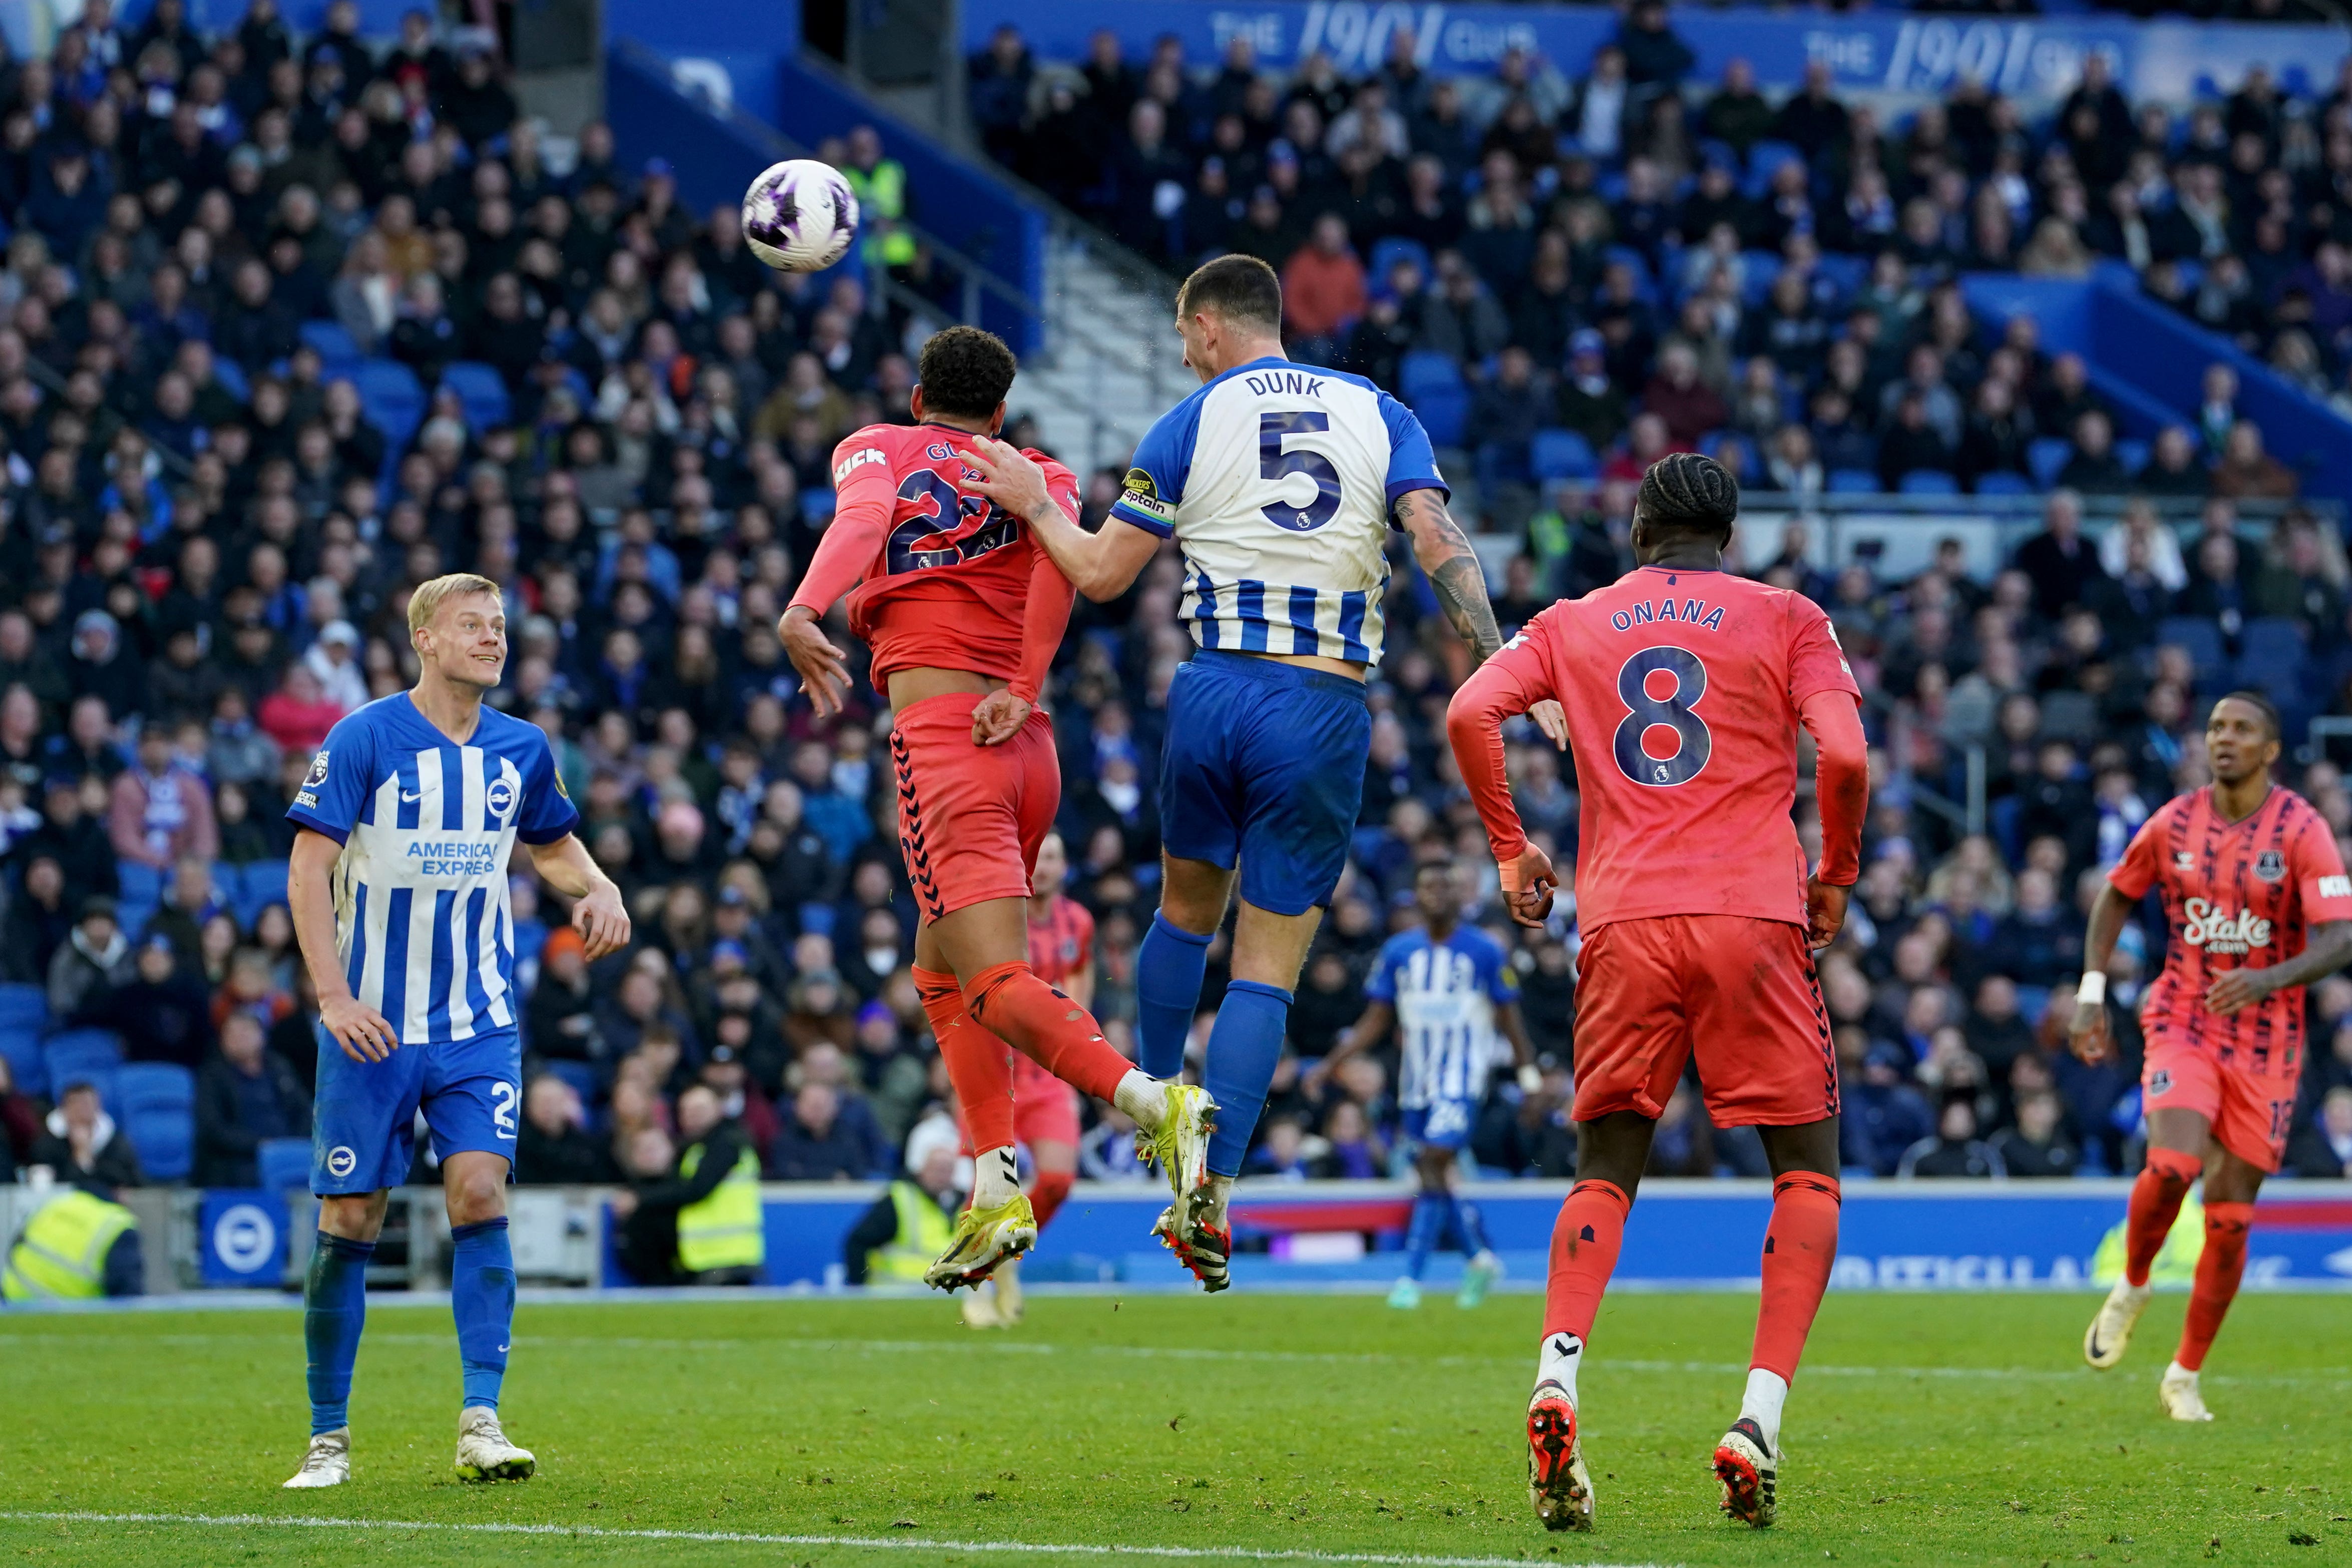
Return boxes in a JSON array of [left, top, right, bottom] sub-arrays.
[[116, 901, 159, 944], [116, 1063, 196, 1184], [803, 488, 839, 519], [2027, 438, 2074, 489], [1530, 429, 1598, 481], [1897, 470, 1960, 496], [1412, 385, 1469, 448], [354, 359, 426, 444], [257, 1137, 314, 1192], [2236, 617, 2308, 697], [1397, 351, 1462, 404], [1974, 471, 2034, 495], [234, 861, 291, 929], [0, 982, 47, 1032], [211, 358, 251, 401], [117, 860, 165, 909], [2157, 616, 2229, 685], [0, 1026, 45, 1099], [44, 1028, 123, 1107], [1367, 237, 1430, 287], [2115, 438, 2150, 476], [300, 320, 361, 366], [1742, 140, 1803, 200], [1827, 469, 1878, 494], [442, 361, 513, 432]]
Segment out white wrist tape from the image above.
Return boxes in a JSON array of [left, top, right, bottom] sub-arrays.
[[2077, 972, 2107, 1006]]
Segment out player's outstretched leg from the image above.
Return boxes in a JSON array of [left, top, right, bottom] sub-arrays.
[[2163, 1198, 2254, 1421], [286, 1228, 374, 1488], [914, 964, 1036, 1291], [2086, 1145, 2198, 1368], [1527, 1175, 1628, 1530], [1715, 1167, 1840, 1529]]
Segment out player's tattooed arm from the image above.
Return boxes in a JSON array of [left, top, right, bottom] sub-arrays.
[[1395, 488, 1504, 663], [2207, 919, 2352, 1015]]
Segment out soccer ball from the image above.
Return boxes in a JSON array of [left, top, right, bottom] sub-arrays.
[[741, 159, 860, 273]]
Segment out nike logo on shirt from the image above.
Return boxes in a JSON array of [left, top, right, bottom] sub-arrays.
[[402, 791, 424, 802]]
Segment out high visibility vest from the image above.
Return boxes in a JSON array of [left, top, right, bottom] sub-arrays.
[[3, 1190, 137, 1303], [2092, 1189, 2204, 1286], [868, 1180, 955, 1283], [844, 159, 916, 267], [674, 1141, 764, 1274]]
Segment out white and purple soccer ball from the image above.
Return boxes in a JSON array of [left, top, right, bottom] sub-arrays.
[[741, 159, 860, 273]]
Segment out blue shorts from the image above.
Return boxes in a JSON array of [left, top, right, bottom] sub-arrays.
[[311, 1023, 522, 1195], [1160, 651, 1371, 917], [1404, 1099, 1477, 1152]]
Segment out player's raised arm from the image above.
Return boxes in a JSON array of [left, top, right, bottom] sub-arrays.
[[779, 434, 899, 717], [960, 436, 1160, 602], [1445, 629, 1561, 927]]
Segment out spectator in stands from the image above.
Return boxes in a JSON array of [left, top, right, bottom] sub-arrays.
[[2013, 490, 2107, 620], [1991, 1090, 2080, 1179], [109, 724, 219, 876], [1897, 1095, 2006, 1179], [768, 1080, 865, 1182], [48, 898, 134, 1022], [1281, 213, 1366, 365], [517, 1073, 617, 1185], [2286, 1086, 2352, 1179], [194, 1010, 309, 1187], [1, 856, 75, 986], [83, 934, 215, 1067], [2210, 420, 2298, 499], [28, 1080, 145, 1193]]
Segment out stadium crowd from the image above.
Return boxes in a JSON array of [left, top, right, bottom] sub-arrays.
[[3, 1, 2352, 1220]]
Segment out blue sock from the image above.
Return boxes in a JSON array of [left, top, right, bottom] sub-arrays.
[[450, 1218, 516, 1412], [1202, 980, 1292, 1177], [304, 1232, 374, 1435], [1136, 912, 1213, 1079], [1456, 1195, 1494, 1257], [1404, 1191, 1449, 1281]]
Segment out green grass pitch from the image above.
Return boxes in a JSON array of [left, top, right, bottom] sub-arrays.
[[2, 1289, 2347, 1566]]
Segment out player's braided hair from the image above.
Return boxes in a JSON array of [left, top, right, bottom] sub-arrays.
[[1636, 452, 1740, 544], [917, 325, 1019, 421], [2215, 689, 2283, 741]]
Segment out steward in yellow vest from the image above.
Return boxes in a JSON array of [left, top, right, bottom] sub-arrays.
[[844, 1136, 960, 1285], [4, 1187, 143, 1302], [843, 126, 916, 271]]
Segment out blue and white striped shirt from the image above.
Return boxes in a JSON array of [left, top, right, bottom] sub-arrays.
[[286, 694, 580, 1045], [1110, 357, 1445, 665], [1367, 925, 1516, 1109]]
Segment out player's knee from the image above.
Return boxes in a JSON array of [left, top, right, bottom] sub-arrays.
[[1031, 1169, 1075, 1207], [961, 960, 1032, 1021], [446, 1169, 508, 1226], [2145, 1145, 2202, 1189]]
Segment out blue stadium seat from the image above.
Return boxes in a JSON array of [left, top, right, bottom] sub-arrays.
[[0, 1026, 44, 1099], [0, 983, 47, 1033], [1898, 470, 1960, 496], [44, 1028, 123, 1107], [2115, 438, 2150, 476], [1827, 469, 1878, 494], [117, 1063, 195, 1183], [441, 361, 513, 432], [1397, 351, 1462, 404], [2157, 616, 2229, 685], [803, 488, 839, 519], [234, 861, 291, 929], [300, 320, 361, 366], [1742, 140, 1803, 200], [1809, 253, 1867, 301], [212, 358, 251, 401], [257, 1137, 314, 1192], [1413, 385, 1469, 448], [117, 860, 165, 909], [2236, 617, 2307, 697], [117, 902, 159, 945], [1975, 471, 2035, 496], [2027, 438, 2074, 489], [1367, 237, 1431, 288], [1530, 429, 1598, 481], [354, 359, 426, 444]]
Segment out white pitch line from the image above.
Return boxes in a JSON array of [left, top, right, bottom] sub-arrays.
[[4, 1329, 2348, 1388], [0, 1511, 1664, 1568]]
